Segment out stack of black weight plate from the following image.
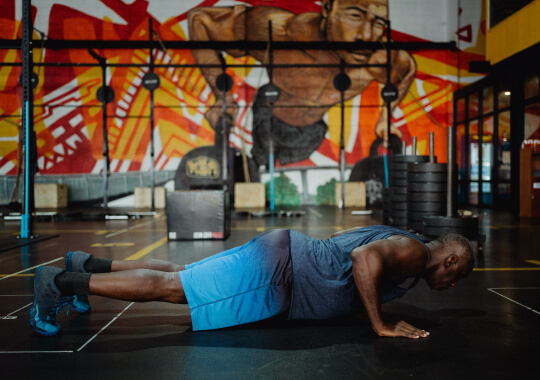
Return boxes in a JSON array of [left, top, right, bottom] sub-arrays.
[[407, 162, 447, 233], [423, 215, 479, 240], [382, 188, 390, 225], [388, 155, 430, 230]]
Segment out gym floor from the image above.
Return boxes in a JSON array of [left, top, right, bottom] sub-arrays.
[[1, 206, 539, 379]]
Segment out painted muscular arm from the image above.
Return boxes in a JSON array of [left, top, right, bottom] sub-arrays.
[[373, 50, 417, 144], [188, 6, 247, 128], [350, 237, 429, 339]]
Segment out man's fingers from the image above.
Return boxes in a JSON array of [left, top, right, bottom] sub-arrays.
[[394, 321, 430, 338]]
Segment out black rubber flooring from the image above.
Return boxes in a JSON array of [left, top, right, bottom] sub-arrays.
[[1, 206, 539, 379]]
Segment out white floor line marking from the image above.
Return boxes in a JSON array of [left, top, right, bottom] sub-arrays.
[[3, 302, 32, 317], [489, 287, 540, 290], [105, 219, 157, 238], [0, 257, 64, 281], [0, 351, 74, 354], [307, 208, 323, 218], [77, 302, 134, 352], [488, 288, 540, 316]]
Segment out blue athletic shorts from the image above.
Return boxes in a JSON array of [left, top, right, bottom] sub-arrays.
[[179, 229, 292, 331]]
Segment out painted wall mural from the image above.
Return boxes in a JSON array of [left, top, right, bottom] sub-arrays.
[[0, 0, 486, 202]]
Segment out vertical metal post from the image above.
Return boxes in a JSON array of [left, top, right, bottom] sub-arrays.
[[101, 63, 109, 209], [385, 19, 392, 154], [149, 19, 156, 211], [412, 136, 417, 155], [339, 61, 346, 209], [268, 21, 275, 212], [21, 0, 34, 238], [221, 87, 228, 191], [477, 90, 484, 207], [429, 132, 435, 163], [492, 84, 499, 206], [447, 126, 455, 217], [464, 96, 470, 204]]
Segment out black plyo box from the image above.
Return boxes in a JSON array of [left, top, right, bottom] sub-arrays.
[[166, 190, 230, 240]]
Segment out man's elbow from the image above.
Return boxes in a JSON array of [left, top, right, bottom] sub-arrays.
[[351, 248, 383, 274], [351, 248, 369, 265]]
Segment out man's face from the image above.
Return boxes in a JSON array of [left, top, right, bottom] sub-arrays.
[[425, 254, 469, 291], [325, 0, 388, 64]]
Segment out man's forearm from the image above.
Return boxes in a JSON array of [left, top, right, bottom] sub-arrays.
[[351, 249, 385, 332], [390, 51, 416, 111]]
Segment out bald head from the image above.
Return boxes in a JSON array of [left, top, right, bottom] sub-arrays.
[[435, 233, 475, 274]]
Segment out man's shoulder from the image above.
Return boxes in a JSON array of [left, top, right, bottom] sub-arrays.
[[383, 236, 427, 275], [286, 12, 323, 40]]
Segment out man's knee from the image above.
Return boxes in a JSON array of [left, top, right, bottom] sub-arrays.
[[162, 272, 186, 304]]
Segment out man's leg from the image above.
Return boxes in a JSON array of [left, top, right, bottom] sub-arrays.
[[88, 269, 186, 303], [111, 259, 185, 272], [68, 251, 185, 273], [62, 252, 185, 314], [30, 266, 188, 336]]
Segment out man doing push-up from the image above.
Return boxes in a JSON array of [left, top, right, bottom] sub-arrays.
[[30, 225, 474, 339]]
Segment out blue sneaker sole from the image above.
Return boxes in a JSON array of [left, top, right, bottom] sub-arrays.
[[70, 305, 91, 314], [33, 326, 60, 336]]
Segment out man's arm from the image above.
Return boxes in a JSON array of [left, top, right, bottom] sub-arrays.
[[350, 237, 429, 339], [188, 6, 248, 127], [372, 50, 417, 143]]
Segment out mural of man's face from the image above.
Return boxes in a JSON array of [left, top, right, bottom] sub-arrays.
[[324, 0, 388, 64]]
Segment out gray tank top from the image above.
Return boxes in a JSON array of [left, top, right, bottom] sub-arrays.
[[288, 225, 426, 320]]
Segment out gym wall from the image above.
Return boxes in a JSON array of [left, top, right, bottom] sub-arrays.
[[0, 0, 486, 204]]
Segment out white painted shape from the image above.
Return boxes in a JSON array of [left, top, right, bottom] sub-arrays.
[[123, 93, 133, 104], [118, 99, 129, 110], [0, 160, 15, 175], [92, 160, 104, 174], [309, 150, 338, 166], [53, 144, 65, 155], [118, 160, 131, 172], [69, 114, 84, 128], [109, 159, 119, 172], [163, 157, 181, 171], [65, 134, 82, 149], [51, 126, 65, 138]]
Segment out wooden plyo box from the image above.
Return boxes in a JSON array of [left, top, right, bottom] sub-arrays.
[[34, 183, 68, 209], [134, 187, 167, 209], [234, 183, 266, 209], [335, 182, 366, 207]]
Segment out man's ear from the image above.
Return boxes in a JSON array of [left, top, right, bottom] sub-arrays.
[[445, 254, 458, 268], [321, 0, 333, 19]]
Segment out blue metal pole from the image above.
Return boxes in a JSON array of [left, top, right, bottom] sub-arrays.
[[21, 101, 30, 238]]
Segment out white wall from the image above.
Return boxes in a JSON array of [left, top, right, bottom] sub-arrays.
[[389, 0, 458, 42]]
